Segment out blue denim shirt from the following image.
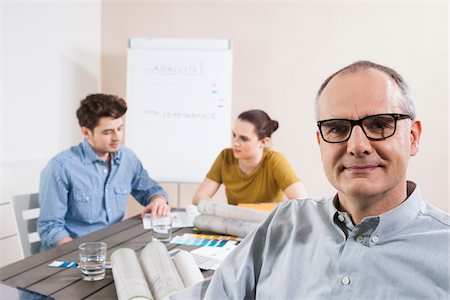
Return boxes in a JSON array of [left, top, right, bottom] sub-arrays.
[[37, 139, 168, 250]]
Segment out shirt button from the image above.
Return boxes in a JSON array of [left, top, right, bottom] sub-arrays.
[[371, 235, 379, 243], [103, 169, 107, 173], [342, 276, 350, 285], [356, 235, 364, 243], [337, 214, 345, 222]]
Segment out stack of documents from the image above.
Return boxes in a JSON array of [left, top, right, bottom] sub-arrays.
[[143, 205, 200, 229]]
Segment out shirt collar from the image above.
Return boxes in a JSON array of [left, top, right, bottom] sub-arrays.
[[373, 181, 422, 238], [331, 181, 422, 241], [81, 139, 123, 165], [112, 149, 122, 165]]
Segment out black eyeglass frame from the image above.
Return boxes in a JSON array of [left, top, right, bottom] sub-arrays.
[[317, 113, 412, 144]]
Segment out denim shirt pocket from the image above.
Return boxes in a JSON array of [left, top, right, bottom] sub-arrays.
[[72, 189, 100, 222], [114, 185, 130, 210]]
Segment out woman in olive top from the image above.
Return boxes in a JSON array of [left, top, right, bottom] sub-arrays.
[[192, 109, 307, 205]]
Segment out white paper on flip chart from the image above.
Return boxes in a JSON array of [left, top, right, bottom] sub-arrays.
[[197, 200, 269, 223], [193, 214, 260, 238], [126, 38, 232, 183], [143, 205, 200, 229]]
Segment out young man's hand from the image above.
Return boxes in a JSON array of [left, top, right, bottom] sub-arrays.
[[57, 235, 73, 246], [141, 195, 170, 218]]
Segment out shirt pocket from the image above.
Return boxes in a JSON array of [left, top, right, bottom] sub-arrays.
[[72, 189, 100, 222], [114, 185, 130, 208]]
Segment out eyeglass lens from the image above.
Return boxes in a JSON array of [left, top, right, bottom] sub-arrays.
[[320, 114, 397, 143]]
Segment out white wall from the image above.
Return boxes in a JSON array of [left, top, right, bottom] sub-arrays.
[[0, 2, 101, 267]]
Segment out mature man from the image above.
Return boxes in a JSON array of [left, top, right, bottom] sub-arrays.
[[38, 94, 169, 250], [171, 61, 449, 299]]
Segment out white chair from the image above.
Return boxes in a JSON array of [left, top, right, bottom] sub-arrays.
[[11, 193, 41, 257]]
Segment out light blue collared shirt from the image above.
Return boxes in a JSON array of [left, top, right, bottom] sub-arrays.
[[37, 139, 168, 250], [170, 181, 450, 299]]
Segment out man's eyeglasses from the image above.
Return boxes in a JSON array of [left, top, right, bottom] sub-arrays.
[[317, 113, 412, 143]]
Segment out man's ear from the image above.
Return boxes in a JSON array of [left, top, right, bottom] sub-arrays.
[[81, 127, 91, 139], [409, 119, 422, 157], [316, 130, 321, 145]]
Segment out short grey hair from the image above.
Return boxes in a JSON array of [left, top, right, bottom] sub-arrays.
[[314, 61, 416, 121]]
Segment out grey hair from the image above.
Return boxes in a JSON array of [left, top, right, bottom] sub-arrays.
[[314, 61, 416, 121]]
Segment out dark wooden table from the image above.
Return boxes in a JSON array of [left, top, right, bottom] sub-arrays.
[[0, 215, 214, 299]]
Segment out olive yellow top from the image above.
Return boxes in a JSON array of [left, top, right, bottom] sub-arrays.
[[207, 148, 300, 205]]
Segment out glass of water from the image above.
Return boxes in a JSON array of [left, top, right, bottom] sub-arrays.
[[78, 242, 107, 281], [151, 215, 172, 242]]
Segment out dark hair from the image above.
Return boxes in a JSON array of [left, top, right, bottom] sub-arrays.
[[315, 60, 416, 120], [238, 109, 279, 139], [76, 94, 127, 130]]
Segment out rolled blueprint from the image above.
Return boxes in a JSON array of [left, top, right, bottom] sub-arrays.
[[139, 241, 185, 300], [172, 250, 204, 287], [193, 214, 260, 238], [197, 200, 269, 223], [111, 248, 153, 300]]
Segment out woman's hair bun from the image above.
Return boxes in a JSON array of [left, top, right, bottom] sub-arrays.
[[271, 120, 279, 133]]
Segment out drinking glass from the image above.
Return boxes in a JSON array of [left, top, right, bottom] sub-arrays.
[[78, 242, 107, 281], [151, 216, 172, 242]]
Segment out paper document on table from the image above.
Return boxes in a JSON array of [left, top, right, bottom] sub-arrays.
[[170, 234, 237, 247], [139, 242, 185, 299], [143, 205, 200, 229], [111, 241, 203, 300], [197, 200, 269, 222], [172, 250, 204, 287], [190, 242, 237, 270], [193, 214, 259, 238], [48, 260, 112, 269], [111, 248, 153, 300]]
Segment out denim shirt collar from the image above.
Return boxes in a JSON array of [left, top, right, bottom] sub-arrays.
[[81, 139, 123, 165]]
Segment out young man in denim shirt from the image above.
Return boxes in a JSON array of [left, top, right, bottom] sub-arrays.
[[37, 94, 169, 250]]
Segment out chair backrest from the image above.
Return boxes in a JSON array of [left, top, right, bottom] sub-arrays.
[[11, 193, 41, 257]]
